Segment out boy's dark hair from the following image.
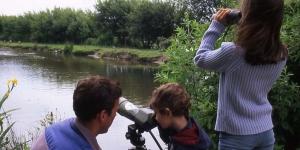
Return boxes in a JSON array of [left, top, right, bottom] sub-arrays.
[[73, 76, 122, 122], [150, 83, 191, 117]]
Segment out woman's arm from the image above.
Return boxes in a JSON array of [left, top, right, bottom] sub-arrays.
[[194, 9, 236, 72]]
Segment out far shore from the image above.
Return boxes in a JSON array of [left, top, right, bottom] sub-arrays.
[[0, 41, 167, 65]]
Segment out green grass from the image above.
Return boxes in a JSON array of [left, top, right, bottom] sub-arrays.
[[0, 42, 164, 58]]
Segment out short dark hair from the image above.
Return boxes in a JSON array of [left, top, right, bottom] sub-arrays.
[[73, 76, 122, 122], [150, 83, 191, 117]]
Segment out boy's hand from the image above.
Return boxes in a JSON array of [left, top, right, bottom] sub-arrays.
[[213, 8, 231, 26]]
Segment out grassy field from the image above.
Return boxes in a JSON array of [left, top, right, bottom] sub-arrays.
[[0, 42, 164, 59]]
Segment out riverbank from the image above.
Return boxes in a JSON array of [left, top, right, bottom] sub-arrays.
[[0, 42, 166, 64]]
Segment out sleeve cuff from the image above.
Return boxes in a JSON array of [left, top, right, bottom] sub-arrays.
[[209, 20, 226, 34]]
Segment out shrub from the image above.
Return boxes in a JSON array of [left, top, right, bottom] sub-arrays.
[[282, 0, 300, 84], [155, 14, 220, 149], [63, 43, 74, 55], [269, 69, 300, 149], [156, 12, 300, 150]]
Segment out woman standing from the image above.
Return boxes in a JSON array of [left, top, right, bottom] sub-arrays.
[[194, 0, 288, 149]]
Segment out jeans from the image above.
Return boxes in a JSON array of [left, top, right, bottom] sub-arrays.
[[218, 129, 275, 150]]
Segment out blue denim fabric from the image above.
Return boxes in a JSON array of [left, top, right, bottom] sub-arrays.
[[218, 129, 275, 150]]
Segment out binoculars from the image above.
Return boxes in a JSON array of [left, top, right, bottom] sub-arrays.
[[226, 10, 242, 25]]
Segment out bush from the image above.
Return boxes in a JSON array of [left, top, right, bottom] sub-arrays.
[[156, 37, 172, 50], [282, 0, 300, 84], [156, 11, 300, 150], [63, 43, 74, 55], [269, 69, 300, 149], [84, 38, 99, 45], [96, 33, 114, 46], [155, 14, 220, 149]]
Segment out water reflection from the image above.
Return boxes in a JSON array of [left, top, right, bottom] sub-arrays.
[[1, 48, 158, 102], [0, 48, 164, 149]]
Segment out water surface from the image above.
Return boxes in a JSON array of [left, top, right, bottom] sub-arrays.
[[0, 48, 165, 149]]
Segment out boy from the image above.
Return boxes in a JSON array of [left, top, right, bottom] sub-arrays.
[[150, 83, 211, 150]]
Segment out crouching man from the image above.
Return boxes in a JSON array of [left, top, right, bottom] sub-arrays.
[[31, 76, 122, 150]]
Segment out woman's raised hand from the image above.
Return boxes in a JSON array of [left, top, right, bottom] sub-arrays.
[[213, 8, 231, 25]]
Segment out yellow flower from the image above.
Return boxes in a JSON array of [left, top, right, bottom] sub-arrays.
[[11, 79, 18, 86], [7, 78, 18, 88]]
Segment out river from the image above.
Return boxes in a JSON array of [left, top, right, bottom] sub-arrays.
[[0, 48, 165, 149]]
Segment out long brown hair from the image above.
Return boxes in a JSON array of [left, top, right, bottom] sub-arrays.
[[236, 0, 288, 65]]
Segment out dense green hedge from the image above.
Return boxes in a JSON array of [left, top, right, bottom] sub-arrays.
[[156, 0, 300, 149], [0, 0, 228, 49]]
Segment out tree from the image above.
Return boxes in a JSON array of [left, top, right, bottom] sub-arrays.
[[128, 0, 177, 48], [26, 8, 94, 44], [95, 0, 134, 46], [30, 10, 54, 43], [0, 16, 19, 41], [0, 0, 238, 48]]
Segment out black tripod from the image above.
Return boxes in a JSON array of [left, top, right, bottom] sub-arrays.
[[126, 124, 163, 150]]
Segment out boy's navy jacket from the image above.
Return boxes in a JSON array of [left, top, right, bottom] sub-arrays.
[[158, 117, 211, 150]]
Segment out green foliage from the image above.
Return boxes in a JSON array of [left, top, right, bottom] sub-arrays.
[[95, 0, 182, 48], [95, 0, 134, 46], [128, 0, 177, 48], [155, 11, 237, 148], [216, 0, 239, 8], [0, 80, 17, 148], [269, 69, 300, 149], [155, 14, 220, 149], [156, 1, 300, 148], [0, 0, 230, 49], [0, 79, 30, 149], [282, 0, 300, 85], [0, 8, 95, 44], [276, 3, 300, 148], [39, 112, 56, 128], [155, 37, 172, 50], [30, 8, 94, 43], [0, 16, 31, 42], [63, 43, 74, 55], [174, 0, 238, 23], [0, 1, 181, 48], [0, 80, 61, 149]]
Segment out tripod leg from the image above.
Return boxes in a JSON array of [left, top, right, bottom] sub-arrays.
[[149, 130, 163, 150]]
